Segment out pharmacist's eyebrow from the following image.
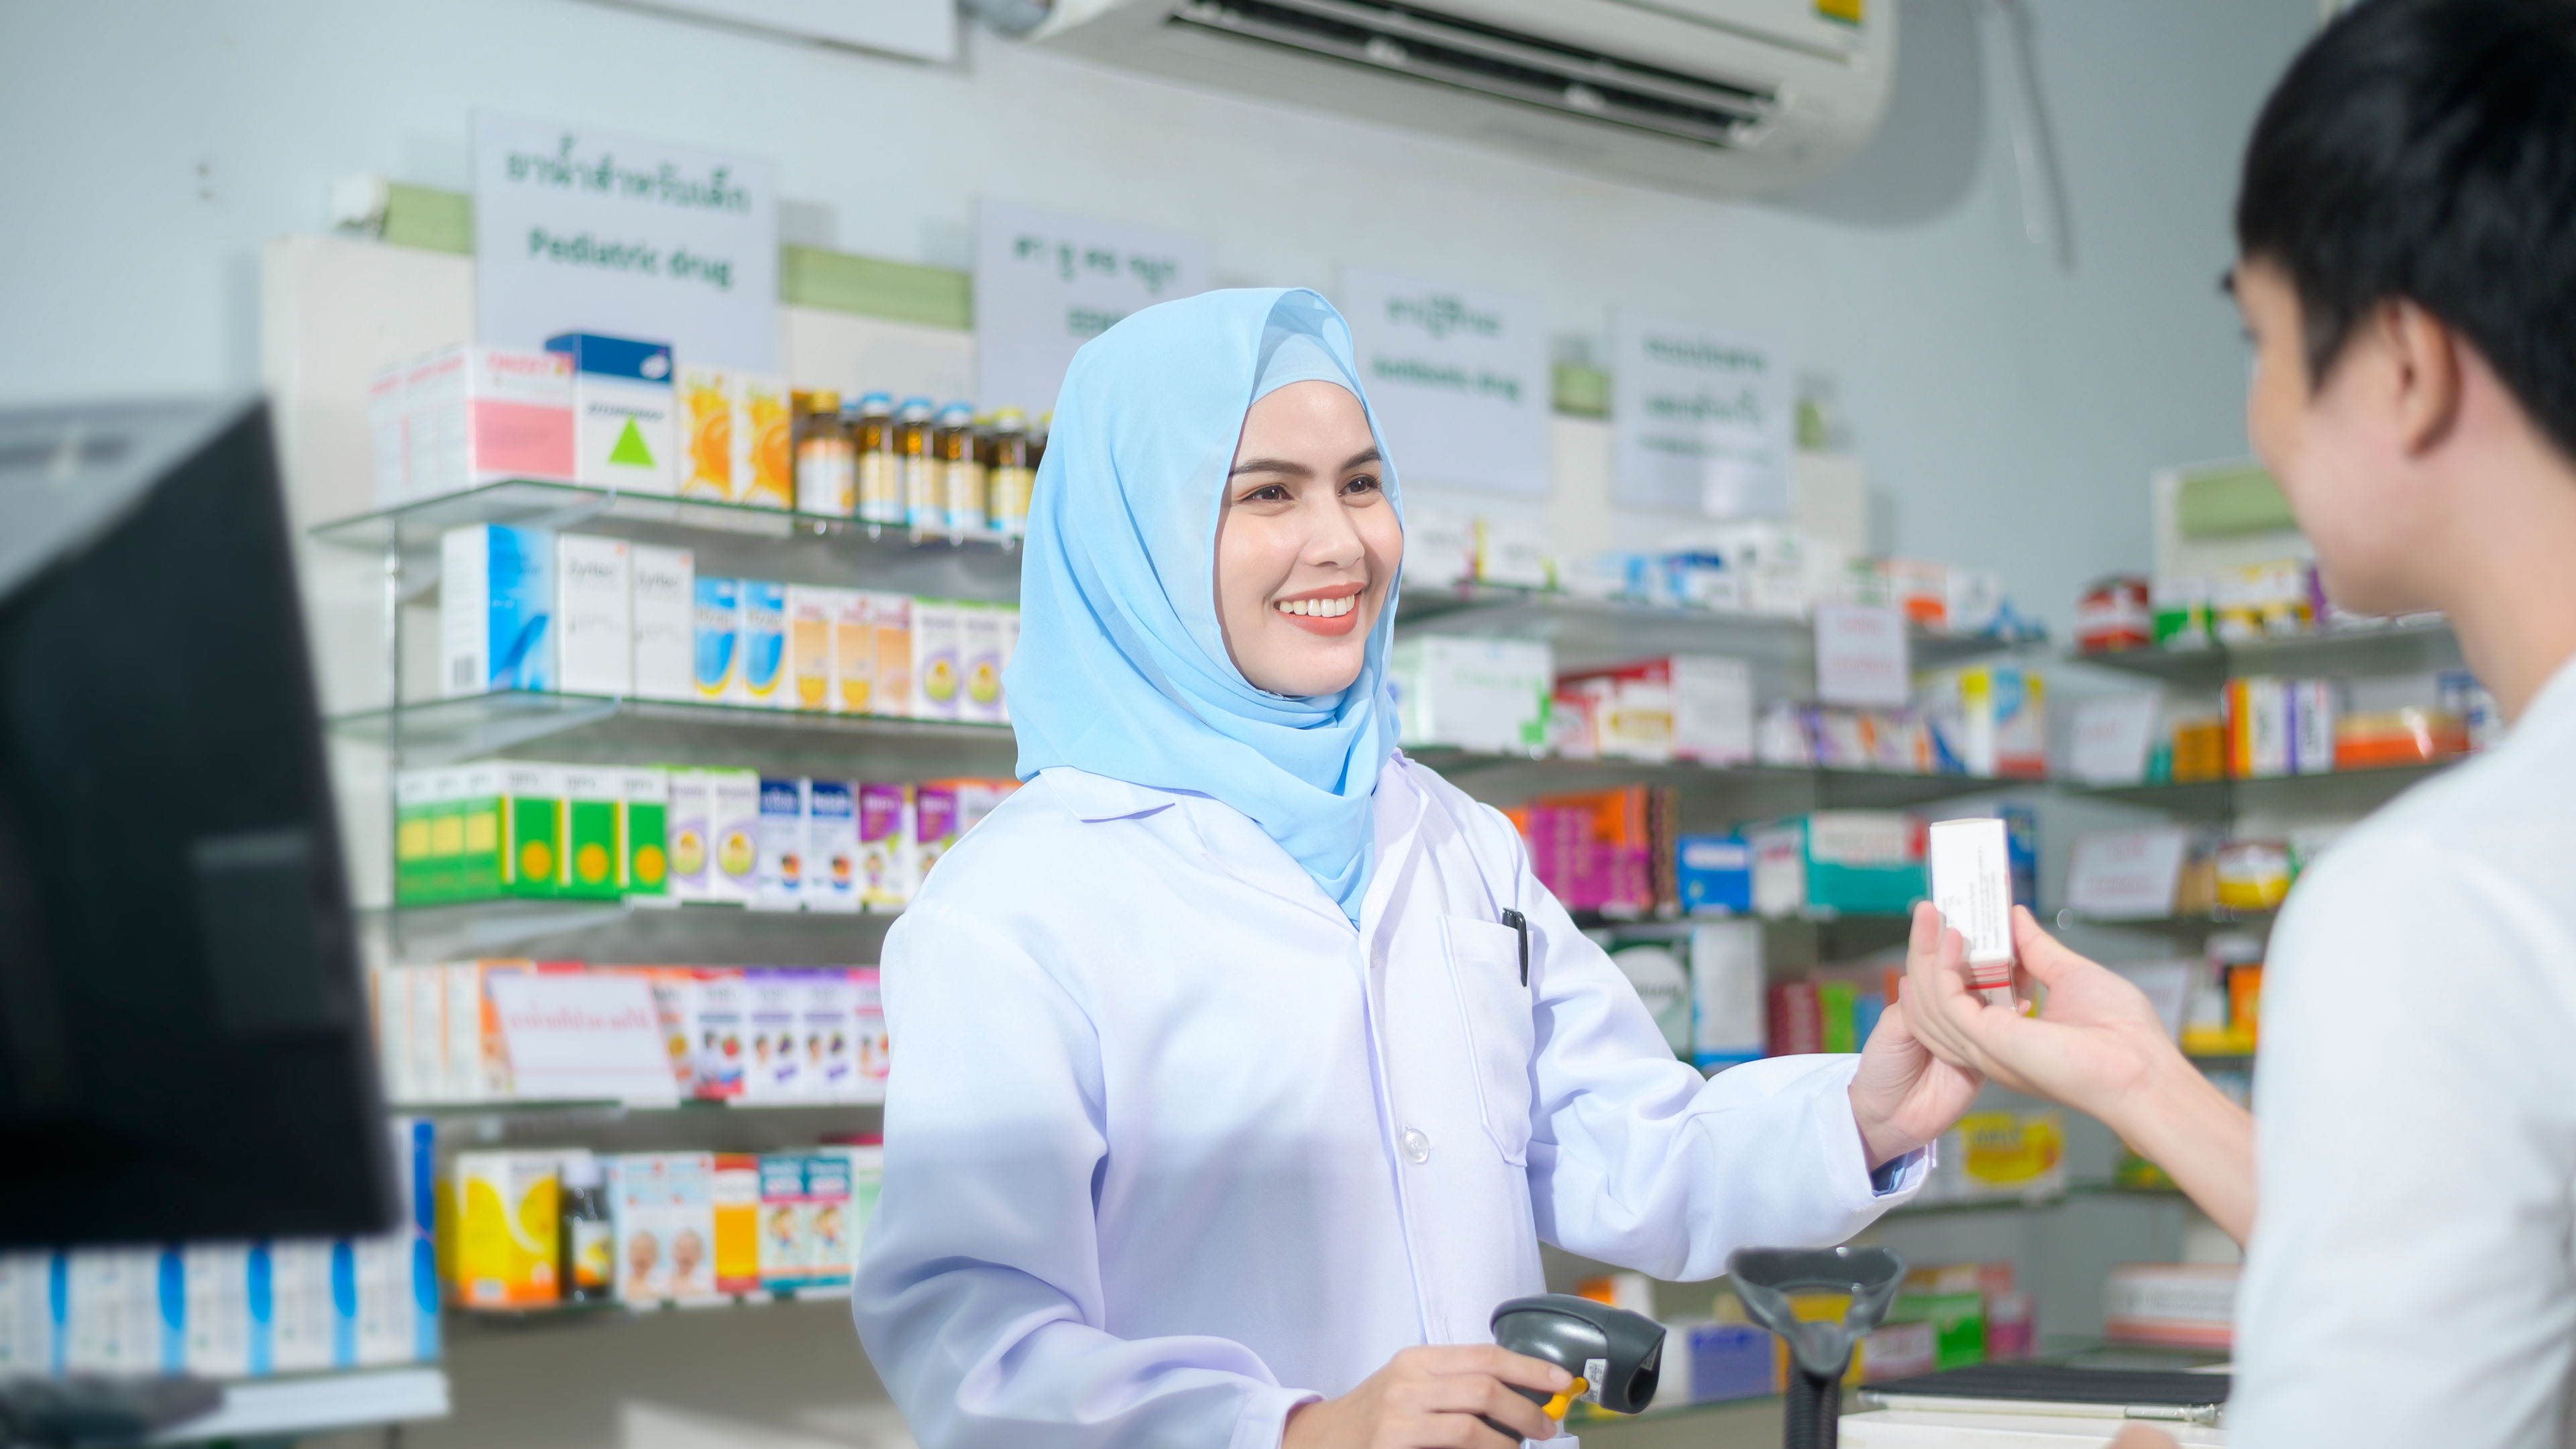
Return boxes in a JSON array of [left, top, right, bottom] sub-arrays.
[[1228, 456, 1312, 478]]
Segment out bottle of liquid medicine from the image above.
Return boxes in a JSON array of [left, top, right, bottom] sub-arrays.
[[896, 397, 939, 532], [850, 392, 900, 527], [559, 1154, 614, 1304], [792, 390, 854, 517], [985, 409, 1034, 539], [934, 402, 985, 535]]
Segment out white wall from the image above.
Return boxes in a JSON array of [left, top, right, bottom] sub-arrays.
[[1, 0, 2312, 629]]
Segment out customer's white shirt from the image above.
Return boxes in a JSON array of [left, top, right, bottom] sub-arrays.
[[2236, 657, 2576, 1447], [851, 754, 1920, 1449]]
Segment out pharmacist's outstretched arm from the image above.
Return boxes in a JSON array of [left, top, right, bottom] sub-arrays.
[[1901, 904, 2257, 1244]]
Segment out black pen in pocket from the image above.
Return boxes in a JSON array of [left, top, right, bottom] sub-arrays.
[[1501, 908, 1529, 985]]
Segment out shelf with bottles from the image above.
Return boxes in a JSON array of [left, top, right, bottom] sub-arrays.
[[310, 478, 1026, 584], [333, 690, 1018, 769]]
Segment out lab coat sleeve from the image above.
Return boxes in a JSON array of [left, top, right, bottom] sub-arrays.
[[853, 900, 1318, 1449], [1481, 810, 1915, 1280], [2231, 835, 2576, 1448]]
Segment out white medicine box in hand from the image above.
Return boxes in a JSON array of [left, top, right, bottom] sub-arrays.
[[1928, 816, 2017, 1002], [545, 333, 677, 495]]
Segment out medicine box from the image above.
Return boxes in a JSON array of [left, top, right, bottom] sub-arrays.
[[960, 604, 1006, 725], [447, 1152, 559, 1307], [1675, 835, 1752, 916], [857, 782, 913, 911], [1746, 812, 1925, 918], [911, 600, 963, 720], [1688, 920, 1764, 1071], [743, 973, 804, 1098], [1921, 665, 2047, 780], [706, 768, 761, 905], [787, 586, 835, 711], [678, 365, 733, 501], [439, 525, 555, 697], [754, 777, 806, 912], [263, 1239, 339, 1373], [1389, 635, 1553, 754], [1928, 816, 2015, 989], [737, 580, 788, 707], [367, 365, 410, 508], [559, 769, 621, 898], [712, 1153, 762, 1296], [630, 544, 695, 702], [800, 971, 859, 1097], [620, 768, 669, 898], [545, 332, 676, 494], [394, 769, 439, 905], [665, 1152, 719, 1303], [692, 576, 741, 702], [688, 974, 747, 1100], [869, 593, 914, 717], [827, 590, 873, 714], [739, 376, 792, 510], [1554, 655, 1752, 765], [387, 345, 576, 505], [851, 969, 890, 1091], [665, 767, 710, 902], [806, 780, 859, 914], [610, 1153, 673, 1305]]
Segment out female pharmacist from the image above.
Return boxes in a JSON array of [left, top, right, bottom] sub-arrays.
[[1906, 3, 2576, 1446], [851, 288, 1983, 1449]]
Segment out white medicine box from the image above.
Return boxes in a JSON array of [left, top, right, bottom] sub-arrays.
[[545, 333, 676, 495]]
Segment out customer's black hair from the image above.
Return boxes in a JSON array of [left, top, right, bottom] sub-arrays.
[[2236, 0, 2576, 460]]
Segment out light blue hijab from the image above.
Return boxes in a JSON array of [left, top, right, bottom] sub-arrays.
[[1005, 288, 1404, 922]]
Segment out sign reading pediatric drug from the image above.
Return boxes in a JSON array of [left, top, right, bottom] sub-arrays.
[[1611, 311, 1792, 518], [1336, 268, 1549, 497], [973, 199, 1210, 416], [472, 111, 777, 373]]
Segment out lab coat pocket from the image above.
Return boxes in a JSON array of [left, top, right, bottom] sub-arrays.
[[1441, 915, 1536, 1167]]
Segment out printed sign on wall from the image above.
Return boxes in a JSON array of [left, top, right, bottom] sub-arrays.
[[1337, 268, 1549, 497], [1610, 311, 1792, 518], [973, 199, 1210, 416], [473, 111, 778, 372]]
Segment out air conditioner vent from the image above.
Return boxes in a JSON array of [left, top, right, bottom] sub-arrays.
[[1168, 0, 1780, 150]]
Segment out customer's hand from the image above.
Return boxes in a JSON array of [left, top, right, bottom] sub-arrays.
[[1900, 903, 2171, 1127], [1847, 987, 1986, 1171], [1282, 1345, 1571, 1448], [1903, 901, 2257, 1243], [2109, 1427, 2180, 1449]]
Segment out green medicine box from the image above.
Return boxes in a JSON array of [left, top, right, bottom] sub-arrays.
[[559, 767, 622, 900], [620, 767, 669, 898], [1890, 1291, 1987, 1371]]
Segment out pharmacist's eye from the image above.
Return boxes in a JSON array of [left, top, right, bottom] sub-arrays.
[[1238, 483, 1290, 504], [1342, 474, 1381, 496]]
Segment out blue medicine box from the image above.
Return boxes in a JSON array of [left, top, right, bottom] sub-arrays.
[[1676, 835, 1752, 914]]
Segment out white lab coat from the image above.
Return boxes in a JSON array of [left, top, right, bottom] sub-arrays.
[[852, 754, 1921, 1449]]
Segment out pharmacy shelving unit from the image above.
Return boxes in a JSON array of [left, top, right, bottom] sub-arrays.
[[301, 481, 1029, 1365], [144, 1366, 451, 1445]]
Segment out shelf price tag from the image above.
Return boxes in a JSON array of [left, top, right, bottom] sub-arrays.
[[486, 972, 682, 1107]]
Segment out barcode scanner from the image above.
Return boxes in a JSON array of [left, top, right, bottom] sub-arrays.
[[1485, 1294, 1665, 1440], [1727, 1245, 1909, 1449]]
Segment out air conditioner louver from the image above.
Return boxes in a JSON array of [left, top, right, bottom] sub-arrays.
[[1169, 0, 1777, 150]]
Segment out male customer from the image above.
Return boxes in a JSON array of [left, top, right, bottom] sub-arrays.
[[1902, 1, 2576, 1443]]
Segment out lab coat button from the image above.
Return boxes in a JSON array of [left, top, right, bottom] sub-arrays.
[[1401, 1128, 1432, 1164]]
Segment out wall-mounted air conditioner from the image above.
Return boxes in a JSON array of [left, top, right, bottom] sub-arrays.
[[984, 0, 1898, 198]]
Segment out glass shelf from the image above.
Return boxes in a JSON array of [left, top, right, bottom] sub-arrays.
[[1405, 747, 2021, 810], [144, 1366, 447, 1444], [307, 480, 1024, 600], [2054, 908, 2275, 938], [2056, 759, 2454, 819], [2071, 616, 2461, 686], [1395, 584, 2029, 672], [372, 895, 900, 961], [392, 1094, 883, 1119], [447, 1284, 851, 1329], [329, 690, 1020, 768]]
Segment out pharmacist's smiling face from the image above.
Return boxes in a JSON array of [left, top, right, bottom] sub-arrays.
[[1213, 380, 1401, 697]]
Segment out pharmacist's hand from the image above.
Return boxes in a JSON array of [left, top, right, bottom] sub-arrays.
[[1847, 987, 1985, 1171], [1281, 1346, 1571, 1448], [1901, 904, 2176, 1129]]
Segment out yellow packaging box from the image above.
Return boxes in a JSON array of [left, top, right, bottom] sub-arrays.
[[445, 1150, 561, 1307]]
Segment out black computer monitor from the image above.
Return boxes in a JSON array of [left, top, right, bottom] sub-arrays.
[[0, 397, 391, 1246]]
